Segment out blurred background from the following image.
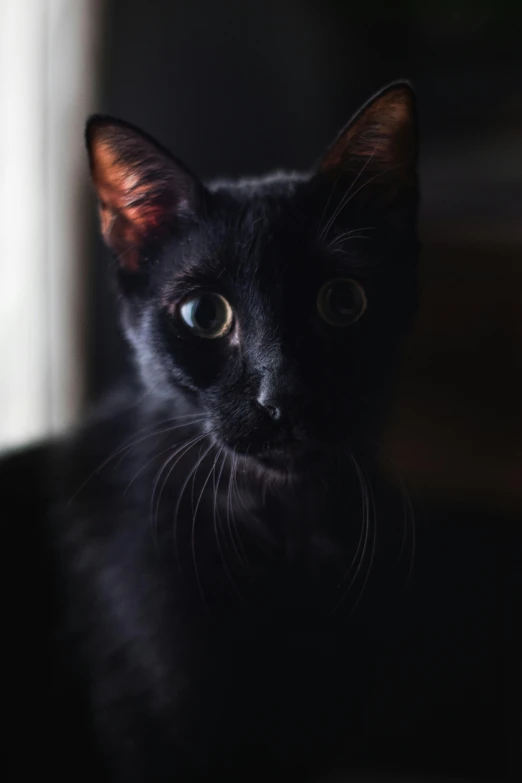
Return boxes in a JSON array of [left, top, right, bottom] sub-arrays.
[[1, 0, 521, 514]]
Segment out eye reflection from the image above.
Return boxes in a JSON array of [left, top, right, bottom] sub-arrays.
[[179, 293, 234, 338]]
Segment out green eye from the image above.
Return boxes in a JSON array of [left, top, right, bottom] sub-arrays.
[[317, 278, 367, 327], [179, 293, 234, 338]]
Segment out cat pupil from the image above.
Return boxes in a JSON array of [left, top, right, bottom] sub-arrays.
[[194, 297, 218, 330], [330, 287, 355, 315]]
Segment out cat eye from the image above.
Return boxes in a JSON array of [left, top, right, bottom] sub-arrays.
[[317, 278, 367, 327], [179, 293, 234, 339]]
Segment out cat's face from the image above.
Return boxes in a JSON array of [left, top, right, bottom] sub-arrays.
[[87, 83, 419, 473]]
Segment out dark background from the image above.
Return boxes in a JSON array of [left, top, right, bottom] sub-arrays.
[[88, 0, 522, 515]]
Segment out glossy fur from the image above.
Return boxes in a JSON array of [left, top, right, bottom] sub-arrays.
[[4, 84, 519, 782]]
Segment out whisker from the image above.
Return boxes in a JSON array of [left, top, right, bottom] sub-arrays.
[[319, 147, 378, 241], [113, 242, 140, 268], [232, 453, 252, 561], [124, 433, 197, 494], [68, 414, 205, 503], [149, 432, 204, 528], [375, 441, 417, 585], [113, 416, 206, 469], [338, 163, 403, 218], [213, 450, 244, 600], [327, 226, 376, 251], [149, 449, 184, 551], [336, 456, 366, 589], [329, 454, 368, 615], [232, 452, 250, 566], [226, 451, 247, 569], [172, 437, 212, 568], [151, 433, 207, 547], [190, 444, 220, 607], [316, 170, 342, 238], [232, 451, 252, 517], [349, 459, 377, 615]]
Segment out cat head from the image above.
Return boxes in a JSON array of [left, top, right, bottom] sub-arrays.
[[86, 82, 419, 474]]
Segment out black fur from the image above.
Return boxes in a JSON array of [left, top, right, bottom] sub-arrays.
[[4, 84, 519, 782]]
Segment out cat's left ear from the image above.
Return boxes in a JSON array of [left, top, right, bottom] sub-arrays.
[[315, 81, 418, 210], [86, 116, 202, 271]]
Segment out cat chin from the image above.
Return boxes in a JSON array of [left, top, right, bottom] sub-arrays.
[[208, 434, 319, 485], [244, 455, 309, 488], [243, 444, 334, 486]]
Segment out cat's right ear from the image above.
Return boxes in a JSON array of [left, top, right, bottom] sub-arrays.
[[313, 82, 418, 220], [86, 116, 202, 271]]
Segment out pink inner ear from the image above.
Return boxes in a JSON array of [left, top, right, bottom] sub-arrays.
[[321, 88, 415, 174], [92, 139, 168, 269]]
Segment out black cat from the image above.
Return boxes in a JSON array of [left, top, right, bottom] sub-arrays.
[[4, 83, 518, 782]]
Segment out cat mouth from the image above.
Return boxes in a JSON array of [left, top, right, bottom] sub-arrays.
[[254, 439, 323, 470], [217, 425, 329, 472]]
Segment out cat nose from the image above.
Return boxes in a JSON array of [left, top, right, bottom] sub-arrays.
[[257, 395, 283, 422]]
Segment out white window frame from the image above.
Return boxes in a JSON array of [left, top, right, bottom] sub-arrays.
[[0, 0, 102, 450]]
